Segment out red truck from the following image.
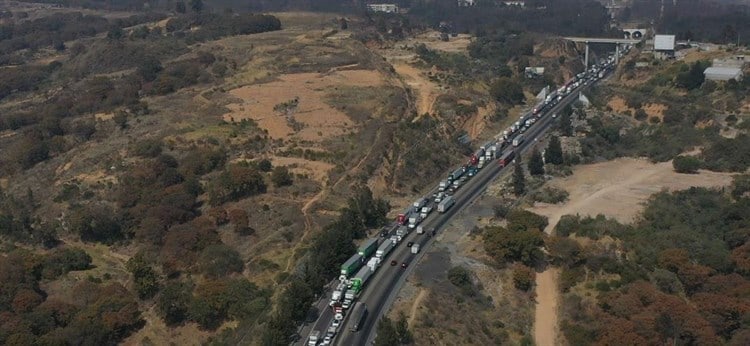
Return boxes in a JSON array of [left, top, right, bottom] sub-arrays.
[[498, 150, 515, 168]]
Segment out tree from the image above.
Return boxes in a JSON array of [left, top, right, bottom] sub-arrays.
[[483, 226, 545, 266], [157, 281, 192, 325], [137, 56, 163, 82], [395, 312, 413, 344], [545, 136, 564, 165], [490, 77, 524, 105], [175, 1, 186, 13], [107, 26, 124, 41], [339, 18, 348, 30], [559, 109, 573, 136], [198, 244, 244, 278], [512, 161, 526, 196], [126, 253, 161, 300], [672, 155, 701, 174], [731, 174, 750, 199], [374, 317, 400, 346], [113, 111, 128, 129], [512, 264, 535, 291], [189, 0, 203, 13], [271, 166, 293, 187], [528, 148, 545, 176]]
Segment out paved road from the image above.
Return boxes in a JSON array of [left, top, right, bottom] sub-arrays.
[[331, 78, 597, 346], [298, 61, 612, 345]]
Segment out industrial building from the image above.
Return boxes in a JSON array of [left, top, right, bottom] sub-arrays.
[[704, 67, 743, 81]]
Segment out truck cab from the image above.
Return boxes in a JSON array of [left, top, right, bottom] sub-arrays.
[[308, 330, 321, 346]]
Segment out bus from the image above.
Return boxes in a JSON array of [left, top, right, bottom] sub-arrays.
[[349, 302, 368, 332]]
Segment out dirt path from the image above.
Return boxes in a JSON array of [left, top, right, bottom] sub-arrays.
[[283, 127, 385, 272], [392, 63, 438, 117], [534, 268, 560, 346], [407, 288, 427, 327]]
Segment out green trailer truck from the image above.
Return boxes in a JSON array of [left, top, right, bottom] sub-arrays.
[[350, 266, 373, 293], [357, 238, 379, 258], [340, 254, 363, 278]]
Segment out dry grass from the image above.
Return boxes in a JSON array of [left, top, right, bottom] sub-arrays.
[[222, 70, 385, 140]]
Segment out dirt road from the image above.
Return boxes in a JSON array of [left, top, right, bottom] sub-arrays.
[[531, 157, 734, 345]]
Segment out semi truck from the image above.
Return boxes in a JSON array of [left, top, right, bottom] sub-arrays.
[[413, 197, 428, 209], [375, 239, 394, 259], [438, 195, 455, 213], [420, 205, 433, 218], [411, 243, 420, 254], [408, 214, 422, 229], [439, 180, 449, 191], [366, 257, 381, 271], [340, 254, 363, 278], [349, 302, 368, 332], [448, 166, 465, 182], [498, 150, 515, 167], [512, 134, 524, 147], [342, 289, 356, 309], [397, 213, 407, 225], [396, 226, 408, 241], [330, 282, 347, 306], [350, 266, 372, 293], [358, 238, 379, 258]]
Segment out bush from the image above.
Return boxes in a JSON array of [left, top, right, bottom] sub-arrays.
[[132, 139, 163, 158], [512, 264, 535, 291], [208, 164, 266, 204], [157, 281, 192, 325], [271, 166, 293, 187], [198, 244, 244, 278], [531, 186, 570, 204], [672, 155, 702, 173], [634, 108, 648, 121]]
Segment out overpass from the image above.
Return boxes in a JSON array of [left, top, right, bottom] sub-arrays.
[[563, 36, 643, 68]]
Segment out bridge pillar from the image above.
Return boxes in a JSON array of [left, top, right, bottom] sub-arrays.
[[584, 42, 590, 69], [615, 44, 620, 65]]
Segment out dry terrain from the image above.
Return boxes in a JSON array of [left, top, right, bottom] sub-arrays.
[[527, 157, 735, 346]]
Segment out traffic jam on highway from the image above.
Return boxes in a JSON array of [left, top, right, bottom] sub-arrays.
[[305, 48, 627, 346]]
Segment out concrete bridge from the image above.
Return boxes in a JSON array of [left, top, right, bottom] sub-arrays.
[[563, 36, 644, 68]]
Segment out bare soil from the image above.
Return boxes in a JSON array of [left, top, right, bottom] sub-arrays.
[[223, 70, 384, 140], [411, 31, 473, 53], [392, 63, 440, 117], [529, 157, 735, 229], [533, 268, 560, 346]]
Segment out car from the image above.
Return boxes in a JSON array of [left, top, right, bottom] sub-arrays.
[[332, 318, 341, 329], [390, 260, 398, 266], [552, 113, 557, 118], [323, 336, 332, 345], [407, 241, 414, 247], [401, 262, 408, 269]]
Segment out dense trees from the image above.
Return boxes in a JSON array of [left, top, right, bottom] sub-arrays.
[[545, 136, 564, 165], [512, 162, 526, 196], [271, 166, 293, 187], [490, 77, 524, 105], [261, 186, 389, 344], [672, 155, 702, 173], [528, 148, 545, 176], [559, 187, 750, 345], [209, 164, 267, 205]]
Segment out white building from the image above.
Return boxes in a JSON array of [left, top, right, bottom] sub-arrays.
[[458, 0, 475, 7], [653, 34, 676, 59], [704, 67, 743, 81], [366, 4, 399, 13]]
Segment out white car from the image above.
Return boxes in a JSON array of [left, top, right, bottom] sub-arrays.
[[332, 318, 341, 329], [323, 336, 332, 345]]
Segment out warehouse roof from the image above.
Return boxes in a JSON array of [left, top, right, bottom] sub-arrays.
[[704, 66, 743, 80]]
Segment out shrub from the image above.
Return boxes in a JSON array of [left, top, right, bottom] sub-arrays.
[[271, 166, 293, 187], [197, 244, 244, 278], [132, 139, 163, 158], [512, 264, 535, 291], [672, 155, 702, 173], [531, 186, 569, 204]]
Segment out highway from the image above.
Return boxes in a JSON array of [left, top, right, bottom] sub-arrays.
[[298, 54, 618, 346], [335, 78, 592, 346]]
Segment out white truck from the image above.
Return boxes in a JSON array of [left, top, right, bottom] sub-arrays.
[[329, 282, 347, 306], [308, 330, 321, 346], [437, 195, 455, 213], [416, 225, 425, 234], [366, 257, 381, 271], [439, 180, 449, 191], [375, 239, 394, 259], [390, 234, 400, 244], [478, 156, 486, 169], [420, 205, 433, 219], [411, 244, 420, 254], [512, 134, 524, 147], [342, 289, 356, 309], [396, 227, 408, 242], [408, 214, 422, 229], [324, 326, 336, 345], [413, 197, 428, 209]]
